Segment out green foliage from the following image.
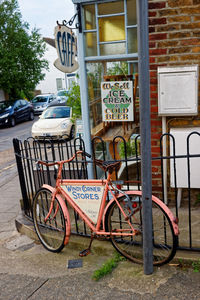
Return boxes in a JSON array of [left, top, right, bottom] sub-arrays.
[[107, 62, 128, 76], [92, 252, 126, 281], [192, 260, 200, 272], [67, 82, 81, 121], [87, 63, 102, 100], [119, 138, 140, 158], [194, 194, 200, 206], [0, 0, 49, 100]]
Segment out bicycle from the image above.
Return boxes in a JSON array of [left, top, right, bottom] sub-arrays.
[[32, 150, 179, 266]]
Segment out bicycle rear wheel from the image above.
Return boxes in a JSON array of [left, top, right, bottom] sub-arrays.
[[105, 193, 178, 266], [32, 188, 66, 252]]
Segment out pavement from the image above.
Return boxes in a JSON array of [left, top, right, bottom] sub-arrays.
[[1, 173, 200, 300]]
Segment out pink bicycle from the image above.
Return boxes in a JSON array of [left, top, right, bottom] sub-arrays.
[[32, 151, 179, 266]]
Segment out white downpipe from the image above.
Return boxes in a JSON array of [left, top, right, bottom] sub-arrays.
[[162, 116, 168, 204]]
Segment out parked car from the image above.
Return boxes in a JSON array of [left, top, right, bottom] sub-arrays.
[[31, 94, 57, 115], [56, 90, 69, 104], [31, 104, 75, 140], [0, 99, 34, 127]]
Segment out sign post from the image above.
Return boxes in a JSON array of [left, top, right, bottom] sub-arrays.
[[137, 0, 153, 274]]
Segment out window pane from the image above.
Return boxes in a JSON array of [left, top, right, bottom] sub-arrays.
[[127, 0, 137, 25], [85, 32, 97, 56], [87, 63, 103, 128], [100, 42, 126, 56], [98, 1, 124, 15], [99, 16, 125, 42], [128, 28, 137, 53], [83, 5, 96, 30]]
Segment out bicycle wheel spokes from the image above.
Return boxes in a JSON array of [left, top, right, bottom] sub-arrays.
[[106, 193, 177, 266], [33, 188, 66, 252]]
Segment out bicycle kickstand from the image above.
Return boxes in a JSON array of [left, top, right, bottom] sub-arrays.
[[79, 234, 94, 257]]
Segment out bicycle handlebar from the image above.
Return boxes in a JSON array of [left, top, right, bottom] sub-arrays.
[[37, 150, 91, 167]]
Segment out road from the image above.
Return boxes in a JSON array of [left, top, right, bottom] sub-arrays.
[[0, 118, 37, 186]]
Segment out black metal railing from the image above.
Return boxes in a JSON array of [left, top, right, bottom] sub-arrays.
[[13, 133, 200, 252]]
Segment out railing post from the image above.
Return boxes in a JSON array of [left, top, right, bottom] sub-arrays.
[[13, 138, 30, 213]]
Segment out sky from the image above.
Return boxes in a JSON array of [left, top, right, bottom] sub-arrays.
[[18, 0, 75, 38], [17, 0, 77, 93]]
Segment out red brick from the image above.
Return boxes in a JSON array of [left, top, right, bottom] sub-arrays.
[[149, 2, 166, 10], [151, 127, 161, 133], [150, 77, 157, 84], [150, 85, 157, 92], [149, 11, 157, 17], [152, 173, 162, 179], [149, 41, 156, 48], [151, 160, 161, 167], [150, 99, 158, 106], [151, 133, 162, 140], [150, 71, 157, 77], [151, 141, 159, 146], [180, 38, 200, 46], [149, 49, 167, 55], [151, 120, 162, 127], [149, 57, 156, 63], [149, 27, 156, 33], [152, 167, 159, 172], [151, 94, 158, 101], [192, 46, 200, 53], [149, 33, 167, 41], [149, 18, 167, 26]]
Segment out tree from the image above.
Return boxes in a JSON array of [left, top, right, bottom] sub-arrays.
[[67, 81, 81, 122], [0, 0, 49, 100]]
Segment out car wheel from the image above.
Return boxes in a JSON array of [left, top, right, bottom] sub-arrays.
[[70, 125, 75, 140], [10, 117, 16, 127], [29, 111, 34, 121]]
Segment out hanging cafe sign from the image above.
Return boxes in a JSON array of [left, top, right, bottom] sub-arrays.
[[101, 81, 134, 122], [54, 24, 79, 73]]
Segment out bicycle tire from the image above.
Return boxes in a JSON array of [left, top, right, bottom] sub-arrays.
[[32, 188, 66, 252], [105, 192, 178, 266]]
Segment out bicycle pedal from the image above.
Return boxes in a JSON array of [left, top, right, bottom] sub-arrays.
[[79, 248, 91, 257]]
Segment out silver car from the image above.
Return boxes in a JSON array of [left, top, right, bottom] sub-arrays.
[[31, 94, 57, 115]]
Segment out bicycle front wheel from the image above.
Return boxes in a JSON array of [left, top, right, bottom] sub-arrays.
[[105, 193, 177, 266], [32, 188, 66, 252]]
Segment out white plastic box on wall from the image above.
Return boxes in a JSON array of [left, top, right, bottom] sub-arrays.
[[170, 127, 200, 189], [158, 65, 199, 116]]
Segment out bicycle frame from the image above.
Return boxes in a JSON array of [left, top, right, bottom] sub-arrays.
[[34, 152, 179, 265], [38, 151, 179, 237]]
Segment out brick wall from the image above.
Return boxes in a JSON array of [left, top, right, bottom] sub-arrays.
[[148, 0, 200, 197]]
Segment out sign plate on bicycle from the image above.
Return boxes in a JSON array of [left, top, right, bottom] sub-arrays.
[[61, 183, 105, 223]]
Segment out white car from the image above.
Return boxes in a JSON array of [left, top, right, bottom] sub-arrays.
[[32, 105, 75, 140]]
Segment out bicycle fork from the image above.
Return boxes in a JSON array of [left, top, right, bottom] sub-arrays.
[[44, 191, 58, 223]]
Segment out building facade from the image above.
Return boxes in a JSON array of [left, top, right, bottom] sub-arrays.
[[149, 0, 200, 196]]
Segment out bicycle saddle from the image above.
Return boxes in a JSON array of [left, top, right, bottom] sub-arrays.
[[94, 159, 121, 173]]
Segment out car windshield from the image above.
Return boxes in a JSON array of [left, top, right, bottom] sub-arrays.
[[32, 96, 48, 103], [41, 106, 71, 119], [57, 90, 68, 96], [0, 101, 15, 113]]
